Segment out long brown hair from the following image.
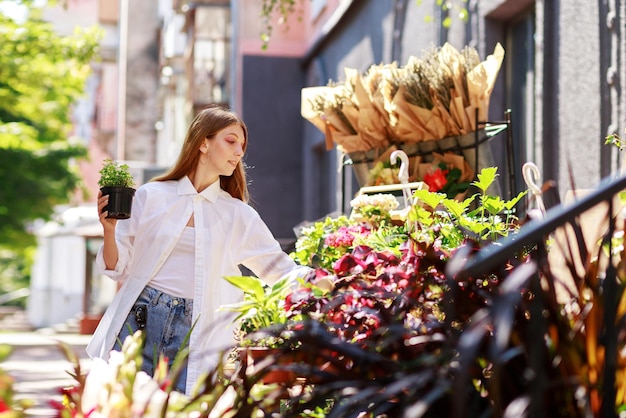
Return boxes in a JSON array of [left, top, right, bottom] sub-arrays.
[[152, 104, 249, 202]]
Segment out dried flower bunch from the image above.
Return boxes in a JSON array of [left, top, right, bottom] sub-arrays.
[[309, 81, 358, 136], [301, 42, 504, 153]]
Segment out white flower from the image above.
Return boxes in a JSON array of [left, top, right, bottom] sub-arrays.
[[350, 193, 399, 213], [208, 386, 238, 418], [81, 357, 117, 414], [130, 372, 168, 417]]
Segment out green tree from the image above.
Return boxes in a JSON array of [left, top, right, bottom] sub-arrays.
[[0, 0, 102, 298]]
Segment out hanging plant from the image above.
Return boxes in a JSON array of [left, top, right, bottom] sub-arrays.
[[259, 0, 304, 50]]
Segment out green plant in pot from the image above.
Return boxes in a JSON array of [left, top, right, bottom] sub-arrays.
[[98, 159, 136, 219], [219, 275, 303, 385]]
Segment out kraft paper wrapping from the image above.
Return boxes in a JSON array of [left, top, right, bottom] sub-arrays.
[[301, 86, 328, 133], [332, 133, 367, 154], [432, 98, 462, 137], [351, 67, 394, 151], [441, 44, 470, 107], [391, 86, 436, 141], [450, 93, 470, 134], [301, 42, 505, 165], [466, 43, 505, 130]]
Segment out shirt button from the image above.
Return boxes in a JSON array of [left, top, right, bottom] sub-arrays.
[[173, 300, 179, 306]]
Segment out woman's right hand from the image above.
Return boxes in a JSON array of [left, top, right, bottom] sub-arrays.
[[98, 190, 120, 270], [97, 190, 118, 232]]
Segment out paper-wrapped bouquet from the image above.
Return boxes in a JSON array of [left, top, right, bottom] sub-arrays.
[[301, 42, 505, 188]]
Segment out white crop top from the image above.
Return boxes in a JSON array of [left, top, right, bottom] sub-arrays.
[[148, 226, 195, 299]]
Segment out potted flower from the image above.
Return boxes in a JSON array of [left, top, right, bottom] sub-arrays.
[[98, 159, 136, 219], [219, 275, 303, 384]]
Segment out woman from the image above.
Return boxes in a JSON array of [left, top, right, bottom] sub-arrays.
[[86, 104, 309, 395]]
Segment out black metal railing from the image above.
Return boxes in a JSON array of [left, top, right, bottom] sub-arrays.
[[452, 172, 626, 418], [456, 173, 626, 278]]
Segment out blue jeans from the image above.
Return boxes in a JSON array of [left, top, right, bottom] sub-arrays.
[[115, 286, 193, 393]]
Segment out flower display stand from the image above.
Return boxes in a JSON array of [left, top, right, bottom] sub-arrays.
[[343, 109, 516, 201]]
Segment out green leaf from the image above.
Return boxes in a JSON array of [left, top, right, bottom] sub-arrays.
[[218, 299, 258, 314], [270, 275, 292, 293], [442, 197, 474, 218], [0, 3, 101, 275], [223, 276, 266, 300], [413, 190, 446, 210], [408, 205, 435, 226], [459, 218, 488, 235], [0, 344, 12, 362], [472, 167, 499, 193], [504, 191, 528, 211], [481, 195, 505, 215]]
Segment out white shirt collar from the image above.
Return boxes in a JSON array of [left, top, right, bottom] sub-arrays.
[[176, 176, 221, 203]]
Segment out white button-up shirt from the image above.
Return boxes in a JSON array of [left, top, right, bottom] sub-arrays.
[[86, 176, 308, 394]]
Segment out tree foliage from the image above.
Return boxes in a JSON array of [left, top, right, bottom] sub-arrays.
[[0, 1, 102, 290]]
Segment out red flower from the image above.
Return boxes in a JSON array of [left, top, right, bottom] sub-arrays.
[[423, 168, 449, 192]]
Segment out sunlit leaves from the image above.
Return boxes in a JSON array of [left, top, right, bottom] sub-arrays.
[[419, 0, 469, 28], [0, 3, 101, 271], [413, 189, 446, 210], [472, 167, 498, 193], [409, 167, 527, 243]]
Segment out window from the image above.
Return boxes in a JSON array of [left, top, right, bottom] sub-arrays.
[[504, 9, 536, 194]]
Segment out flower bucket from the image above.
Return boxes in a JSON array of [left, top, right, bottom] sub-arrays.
[[240, 347, 298, 386], [100, 186, 136, 219]]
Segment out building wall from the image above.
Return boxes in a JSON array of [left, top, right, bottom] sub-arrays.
[[120, 0, 160, 162], [241, 55, 305, 243], [301, 1, 397, 216], [296, 0, 625, 217]]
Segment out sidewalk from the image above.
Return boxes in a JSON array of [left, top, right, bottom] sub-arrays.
[[0, 330, 93, 417]]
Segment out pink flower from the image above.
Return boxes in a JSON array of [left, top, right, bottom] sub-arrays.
[[324, 225, 370, 248]]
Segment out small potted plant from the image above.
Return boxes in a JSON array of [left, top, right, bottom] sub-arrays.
[[219, 275, 302, 384], [98, 159, 136, 219]]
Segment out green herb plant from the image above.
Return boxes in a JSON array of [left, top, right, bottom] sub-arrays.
[[98, 159, 135, 188], [219, 275, 296, 348], [409, 167, 527, 248]]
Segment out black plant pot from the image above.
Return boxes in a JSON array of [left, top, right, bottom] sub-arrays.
[[100, 186, 136, 219]]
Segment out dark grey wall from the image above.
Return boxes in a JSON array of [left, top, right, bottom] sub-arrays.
[[302, 1, 395, 217], [241, 55, 304, 243], [239, 0, 626, 230], [300, 0, 625, 207]]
